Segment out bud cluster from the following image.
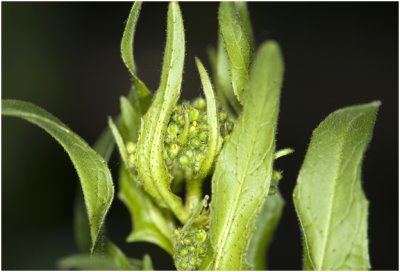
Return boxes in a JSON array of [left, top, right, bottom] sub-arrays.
[[174, 226, 208, 270], [164, 98, 234, 180]]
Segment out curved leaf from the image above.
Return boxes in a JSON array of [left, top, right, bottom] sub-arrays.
[[293, 102, 380, 270], [247, 193, 284, 270], [2, 99, 114, 253], [121, 2, 152, 114], [219, 2, 252, 104], [136, 2, 187, 222], [209, 41, 284, 269], [57, 254, 142, 270]]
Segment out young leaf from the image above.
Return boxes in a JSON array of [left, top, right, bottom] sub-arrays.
[[119, 167, 174, 254], [142, 254, 154, 270], [92, 127, 115, 162], [293, 102, 380, 270], [136, 2, 187, 222], [247, 193, 285, 270], [219, 2, 252, 104], [108, 118, 130, 168], [2, 99, 114, 253], [209, 41, 284, 269], [121, 2, 152, 114]]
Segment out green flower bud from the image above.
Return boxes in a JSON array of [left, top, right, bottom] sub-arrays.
[[168, 144, 180, 159], [179, 155, 190, 167], [180, 248, 188, 257], [193, 98, 206, 110], [126, 141, 136, 154], [189, 108, 200, 121]]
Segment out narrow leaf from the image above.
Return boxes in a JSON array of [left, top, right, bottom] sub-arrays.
[[247, 193, 285, 270], [121, 2, 152, 114], [293, 102, 380, 270], [2, 99, 114, 253], [209, 41, 284, 269], [136, 2, 187, 222], [108, 117, 130, 167], [194, 58, 222, 179], [120, 96, 141, 142], [119, 167, 174, 254], [142, 254, 154, 270], [92, 127, 115, 162], [219, 2, 252, 104]]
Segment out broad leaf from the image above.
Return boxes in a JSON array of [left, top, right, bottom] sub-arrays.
[[121, 2, 152, 114], [209, 41, 284, 269], [219, 2, 252, 104], [136, 2, 187, 222], [293, 102, 380, 270], [119, 167, 174, 254], [2, 99, 114, 253], [247, 193, 285, 270]]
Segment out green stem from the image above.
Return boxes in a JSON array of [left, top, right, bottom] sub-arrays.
[[185, 179, 203, 213]]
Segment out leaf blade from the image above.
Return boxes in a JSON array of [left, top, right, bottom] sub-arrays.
[[209, 41, 284, 269], [2, 99, 114, 253], [247, 193, 285, 270], [293, 102, 380, 270], [219, 2, 252, 104]]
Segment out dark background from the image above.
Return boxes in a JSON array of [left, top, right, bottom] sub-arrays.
[[2, 2, 398, 270]]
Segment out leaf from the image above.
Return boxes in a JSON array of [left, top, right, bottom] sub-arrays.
[[293, 102, 380, 270], [92, 127, 115, 162], [247, 192, 285, 270], [216, 35, 242, 114], [219, 2, 252, 104], [121, 2, 152, 114], [136, 2, 187, 222], [119, 167, 174, 254], [209, 41, 284, 269], [142, 254, 154, 270], [108, 118, 130, 167], [57, 254, 142, 270], [2, 99, 114, 253], [120, 96, 141, 142], [194, 58, 222, 180]]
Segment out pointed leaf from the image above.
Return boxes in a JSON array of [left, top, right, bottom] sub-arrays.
[[247, 193, 285, 270], [2, 99, 114, 253], [136, 2, 187, 222], [219, 2, 252, 104], [209, 41, 284, 269], [194, 58, 222, 180], [57, 254, 142, 270], [121, 2, 152, 114], [293, 102, 380, 270]]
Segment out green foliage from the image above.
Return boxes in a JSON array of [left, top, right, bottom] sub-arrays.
[[293, 102, 379, 270], [2, 2, 380, 271], [208, 41, 284, 270], [2, 100, 114, 253]]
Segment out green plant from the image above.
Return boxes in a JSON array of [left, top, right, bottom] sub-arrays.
[[2, 2, 380, 270]]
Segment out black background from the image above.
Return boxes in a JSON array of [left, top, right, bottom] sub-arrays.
[[2, 2, 398, 270]]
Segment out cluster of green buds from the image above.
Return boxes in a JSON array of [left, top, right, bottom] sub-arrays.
[[174, 226, 208, 270], [164, 98, 234, 181]]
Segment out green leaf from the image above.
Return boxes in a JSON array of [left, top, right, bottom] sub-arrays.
[[108, 118, 130, 168], [293, 102, 380, 270], [142, 254, 154, 270], [121, 2, 152, 114], [120, 96, 141, 142], [119, 167, 174, 254], [219, 2, 252, 104], [194, 58, 222, 180], [2, 99, 114, 253], [247, 193, 285, 270], [216, 35, 242, 114], [57, 254, 142, 270], [136, 2, 187, 222], [209, 41, 284, 269], [92, 127, 115, 162]]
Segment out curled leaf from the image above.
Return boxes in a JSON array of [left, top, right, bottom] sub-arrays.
[[136, 2, 187, 222]]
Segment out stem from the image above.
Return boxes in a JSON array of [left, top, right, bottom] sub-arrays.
[[185, 179, 202, 213]]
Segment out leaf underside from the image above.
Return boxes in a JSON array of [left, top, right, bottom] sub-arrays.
[[293, 102, 380, 270]]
